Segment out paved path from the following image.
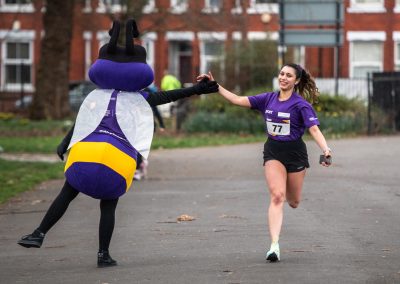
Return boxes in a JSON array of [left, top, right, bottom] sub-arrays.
[[1, 136, 400, 284]]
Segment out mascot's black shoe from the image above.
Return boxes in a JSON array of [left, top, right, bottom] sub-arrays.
[[97, 250, 117, 268], [17, 229, 45, 248]]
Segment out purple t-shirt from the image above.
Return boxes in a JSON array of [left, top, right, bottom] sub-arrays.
[[248, 92, 319, 141]]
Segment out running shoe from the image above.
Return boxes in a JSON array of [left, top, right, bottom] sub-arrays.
[[17, 230, 45, 248], [266, 242, 280, 262]]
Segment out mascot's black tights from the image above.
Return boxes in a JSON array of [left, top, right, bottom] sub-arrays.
[[37, 181, 119, 251]]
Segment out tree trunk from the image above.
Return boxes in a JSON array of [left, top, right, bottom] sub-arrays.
[[30, 0, 75, 120]]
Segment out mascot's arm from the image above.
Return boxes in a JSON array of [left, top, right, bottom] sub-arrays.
[[56, 124, 75, 161], [146, 78, 218, 106]]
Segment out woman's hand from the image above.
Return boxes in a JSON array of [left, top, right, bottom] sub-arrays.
[[196, 71, 215, 82], [321, 149, 332, 167]]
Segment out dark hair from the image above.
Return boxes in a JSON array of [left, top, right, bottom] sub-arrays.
[[282, 63, 319, 104]]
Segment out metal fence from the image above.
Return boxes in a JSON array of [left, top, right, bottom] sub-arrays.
[[273, 77, 368, 100], [368, 72, 400, 134]]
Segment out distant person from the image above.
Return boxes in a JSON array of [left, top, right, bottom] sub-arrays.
[[161, 70, 188, 129], [146, 83, 166, 132], [197, 64, 332, 262], [161, 70, 181, 91]]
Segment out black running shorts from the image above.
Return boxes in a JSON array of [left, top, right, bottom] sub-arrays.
[[263, 138, 310, 173]]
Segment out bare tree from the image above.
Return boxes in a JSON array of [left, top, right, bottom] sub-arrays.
[[104, 0, 169, 40], [30, 0, 75, 120]]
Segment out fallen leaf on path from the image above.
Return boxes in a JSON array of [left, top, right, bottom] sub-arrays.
[[177, 214, 195, 222]]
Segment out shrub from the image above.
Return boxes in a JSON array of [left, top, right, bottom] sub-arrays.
[[315, 94, 367, 135], [0, 112, 15, 121], [314, 94, 366, 113], [183, 89, 268, 134], [182, 111, 264, 134]]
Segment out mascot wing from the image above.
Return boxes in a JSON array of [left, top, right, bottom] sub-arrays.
[[67, 89, 112, 149], [116, 91, 154, 159]]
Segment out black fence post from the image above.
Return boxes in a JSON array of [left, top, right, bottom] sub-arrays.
[[367, 72, 372, 136], [390, 72, 397, 132]]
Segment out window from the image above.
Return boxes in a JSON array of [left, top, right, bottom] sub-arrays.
[[198, 32, 226, 76], [231, 0, 242, 14], [83, 32, 92, 80], [5, 0, 30, 3], [143, 0, 157, 13], [395, 42, 400, 70], [2, 41, 33, 91], [97, 31, 110, 50], [394, 32, 400, 70], [0, 0, 34, 12], [348, 0, 385, 13], [98, 1, 156, 13], [198, 40, 224, 78], [293, 46, 305, 68], [170, 0, 188, 14], [101, 0, 121, 5], [247, 0, 278, 14], [208, 0, 221, 8], [97, 0, 124, 13], [142, 32, 157, 72], [83, 0, 91, 12], [353, 0, 382, 3], [203, 0, 221, 13], [395, 0, 400, 13], [350, 42, 383, 78]]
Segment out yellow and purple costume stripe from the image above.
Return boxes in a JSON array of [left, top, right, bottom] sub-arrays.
[[65, 132, 138, 199]]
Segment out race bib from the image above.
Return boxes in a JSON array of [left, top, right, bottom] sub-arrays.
[[266, 119, 290, 136]]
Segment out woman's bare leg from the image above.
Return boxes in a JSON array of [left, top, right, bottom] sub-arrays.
[[286, 169, 306, 209], [264, 160, 287, 242]]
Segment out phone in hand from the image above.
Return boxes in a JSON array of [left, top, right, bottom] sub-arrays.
[[319, 155, 332, 165]]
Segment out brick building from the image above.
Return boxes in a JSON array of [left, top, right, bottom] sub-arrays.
[[1, 0, 400, 111]]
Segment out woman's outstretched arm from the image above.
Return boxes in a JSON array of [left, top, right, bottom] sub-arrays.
[[197, 72, 251, 108]]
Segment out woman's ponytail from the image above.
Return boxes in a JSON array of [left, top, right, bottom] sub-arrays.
[[283, 63, 319, 104]]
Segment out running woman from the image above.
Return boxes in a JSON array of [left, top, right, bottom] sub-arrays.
[[197, 64, 332, 262]]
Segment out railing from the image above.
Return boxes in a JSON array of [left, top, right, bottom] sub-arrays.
[[273, 77, 368, 100]]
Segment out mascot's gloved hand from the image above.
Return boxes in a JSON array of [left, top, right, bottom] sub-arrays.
[[56, 140, 68, 161], [193, 78, 219, 94], [56, 124, 74, 161]]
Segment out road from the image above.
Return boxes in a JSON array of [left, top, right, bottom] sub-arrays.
[[1, 136, 400, 284]]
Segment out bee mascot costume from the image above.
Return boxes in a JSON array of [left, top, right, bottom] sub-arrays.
[[18, 19, 218, 267]]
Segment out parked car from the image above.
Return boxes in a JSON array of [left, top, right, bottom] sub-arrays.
[[15, 81, 97, 112], [68, 81, 97, 111]]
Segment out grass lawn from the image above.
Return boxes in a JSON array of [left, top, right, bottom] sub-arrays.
[[0, 159, 64, 204]]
